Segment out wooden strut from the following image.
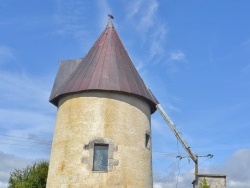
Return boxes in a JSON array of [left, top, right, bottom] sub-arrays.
[[156, 104, 199, 182], [156, 103, 213, 185]]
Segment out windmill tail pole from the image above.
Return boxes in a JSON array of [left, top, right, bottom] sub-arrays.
[[146, 87, 198, 176], [156, 104, 197, 161], [156, 104, 198, 174]]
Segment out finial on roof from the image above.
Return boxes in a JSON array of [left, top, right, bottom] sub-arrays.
[[106, 14, 114, 28], [108, 14, 114, 19]]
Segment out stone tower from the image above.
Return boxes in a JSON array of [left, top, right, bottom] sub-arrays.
[[47, 18, 158, 188]]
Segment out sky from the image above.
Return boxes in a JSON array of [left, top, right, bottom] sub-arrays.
[[0, 0, 250, 187]]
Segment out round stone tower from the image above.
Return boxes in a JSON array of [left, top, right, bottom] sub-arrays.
[[47, 18, 158, 188]]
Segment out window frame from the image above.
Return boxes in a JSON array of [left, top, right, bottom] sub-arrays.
[[93, 144, 109, 172], [82, 138, 119, 172]]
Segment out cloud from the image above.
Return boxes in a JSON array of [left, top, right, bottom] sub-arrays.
[[0, 108, 54, 133], [228, 180, 250, 188], [54, 0, 96, 51], [0, 151, 32, 188], [124, 0, 168, 68], [153, 149, 250, 188], [96, 0, 112, 30], [126, 0, 143, 19], [161, 50, 187, 73], [0, 73, 54, 157], [150, 24, 167, 58], [169, 51, 186, 62], [154, 168, 195, 188], [0, 48, 54, 159], [0, 72, 49, 103], [0, 59, 53, 185], [0, 182, 8, 188], [126, 1, 186, 73], [54, 0, 113, 52], [226, 149, 250, 188], [126, 0, 159, 31], [0, 46, 16, 64], [138, 0, 158, 29]]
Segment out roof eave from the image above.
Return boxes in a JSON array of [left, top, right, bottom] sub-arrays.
[[49, 89, 157, 114]]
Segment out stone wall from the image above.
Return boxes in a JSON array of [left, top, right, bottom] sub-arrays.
[[46, 91, 153, 188], [196, 174, 226, 188]]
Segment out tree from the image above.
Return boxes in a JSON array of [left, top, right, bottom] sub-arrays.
[[8, 161, 49, 188], [199, 177, 211, 188]]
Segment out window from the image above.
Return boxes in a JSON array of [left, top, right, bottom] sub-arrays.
[[82, 138, 118, 172], [145, 133, 151, 149], [93, 144, 109, 171]]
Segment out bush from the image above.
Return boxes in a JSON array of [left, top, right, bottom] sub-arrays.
[[8, 161, 49, 188], [199, 178, 211, 188]]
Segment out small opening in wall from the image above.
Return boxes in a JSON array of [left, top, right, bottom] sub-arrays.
[[145, 133, 151, 149], [93, 144, 109, 171]]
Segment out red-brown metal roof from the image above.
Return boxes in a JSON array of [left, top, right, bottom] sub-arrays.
[[50, 19, 158, 113]]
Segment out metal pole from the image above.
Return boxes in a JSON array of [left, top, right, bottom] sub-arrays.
[[195, 157, 198, 185]]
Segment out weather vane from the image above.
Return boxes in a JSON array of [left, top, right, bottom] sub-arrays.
[[108, 14, 114, 19]]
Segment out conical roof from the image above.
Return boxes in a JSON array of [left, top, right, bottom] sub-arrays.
[[50, 19, 158, 113]]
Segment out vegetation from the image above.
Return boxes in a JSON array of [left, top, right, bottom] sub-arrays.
[[199, 177, 211, 188], [8, 161, 49, 188]]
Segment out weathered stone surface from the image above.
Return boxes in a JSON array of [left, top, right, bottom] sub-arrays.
[[47, 91, 152, 188], [196, 174, 226, 188]]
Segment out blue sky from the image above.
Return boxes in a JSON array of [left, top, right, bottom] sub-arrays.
[[0, 0, 250, 187]]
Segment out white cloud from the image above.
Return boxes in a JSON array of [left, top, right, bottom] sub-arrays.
[[0, 70, 53, 114], [0, 42, 54, 185], [153, 149, 250, 188], [169, 51, 186, 62], [162, 50, 187, 73], [138, 0, 158, 29], [124, 0, 168, 67], [0, 54, 54, 158], [127, 1, 187, 72], [0, 151, 47, 187], [0, 66, 53, 185], [0, 151, 32, 188], [126, 0, 143, 19], [126, 0, 159, 31], [54, 0, 96, 51], [0, 46, 16, 64], [97, 0, 112, 30], [150, 24, 167, 58], [225, 149, 250, 188], [154, 168, 195, 188], [0, 108, 54, 133], [54, 0, 113, 52], [228, 180, 250, 188], [0, 182, 8, 188]]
